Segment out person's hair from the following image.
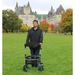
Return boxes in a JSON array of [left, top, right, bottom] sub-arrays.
[[33, 20, 38, 24]]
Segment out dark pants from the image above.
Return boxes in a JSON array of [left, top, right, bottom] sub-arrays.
[[30, 48, 40, 67]]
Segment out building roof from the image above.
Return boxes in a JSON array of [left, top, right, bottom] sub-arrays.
[[19, 13, 26, 15], [47, 6, 54, 18], [16, 2, 18, 8], [29, 12, 35, 15], [56, 5, 65, 14], [15, 6, 24, 15], [36, 14, 47, 19], [27, 2, 30, 7]]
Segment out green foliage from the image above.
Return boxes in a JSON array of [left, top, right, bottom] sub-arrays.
[[69, 19, 73, 32], [2, 9, 23, 32], [37, 24, 40, 27]]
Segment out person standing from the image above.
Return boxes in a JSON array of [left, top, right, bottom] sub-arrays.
[[26, 20, 43, 68]]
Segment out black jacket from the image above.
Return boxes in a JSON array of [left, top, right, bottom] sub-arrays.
[[26, 27, 43, 44]]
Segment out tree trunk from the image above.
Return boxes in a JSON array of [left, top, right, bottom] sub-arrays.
[[6, 29, 8, 33], [11, 30, 13, 32], [71, 31, 72, 35]]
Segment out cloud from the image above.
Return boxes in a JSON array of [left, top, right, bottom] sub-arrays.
[[2, 0, 73, 13], [59, 0, 73, 8], [37, 0, 59, 3], [2, 5, 15, 11]]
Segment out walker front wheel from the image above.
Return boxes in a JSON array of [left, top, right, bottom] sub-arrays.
[[23, 65, 27, 72], [38, 65, 44, 71]]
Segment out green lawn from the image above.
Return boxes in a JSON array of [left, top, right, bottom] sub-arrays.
[[2, 33, 73, 75]]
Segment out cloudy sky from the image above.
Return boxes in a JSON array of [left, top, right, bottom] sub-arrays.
[[2, 0, 73, 14]]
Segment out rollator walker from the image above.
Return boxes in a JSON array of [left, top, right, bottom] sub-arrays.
[[23, 42, 44, 72]]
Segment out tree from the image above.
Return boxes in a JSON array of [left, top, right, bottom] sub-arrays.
[[68, 19, 73, 35], [15, 19, 23, 31], [48, 27, 52, 32], [28, 26, 31, 30], [50, 24, 55, 31], [37, 24, 40, 27], [2, 9, 23, 32], [20, 25, 28, 32], [2, 10, 9, 32], [39, 20, 50, 32], [59, 9, 73, 35]]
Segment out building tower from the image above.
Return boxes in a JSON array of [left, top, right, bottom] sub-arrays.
[[27, 1, 30, 7], [15, 2, 18, 12]]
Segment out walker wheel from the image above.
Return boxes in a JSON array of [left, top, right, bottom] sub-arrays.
[[42, 65, 44, 70], [38, 65, 44, 71], [23, 65, 27, 72]]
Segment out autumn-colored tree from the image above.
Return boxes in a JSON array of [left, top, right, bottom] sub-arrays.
[[48, 27, 52, 32], [59, 9, 73, 35], [28, 26, 31, 30], [2, 28, 4, 31], [48, 24, 51, 32], [50, 24, 55, 31], [20, 25, 28, 32], [39, 20, 50, 32]]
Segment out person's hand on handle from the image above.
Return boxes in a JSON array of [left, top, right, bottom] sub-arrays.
[[39, 43, 42, 45]]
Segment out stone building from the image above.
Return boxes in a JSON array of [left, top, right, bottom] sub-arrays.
[[46, 5, 65, 28], [15, 2, 65, 28]]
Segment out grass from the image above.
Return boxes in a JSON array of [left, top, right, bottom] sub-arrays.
[[2, 33, 73, 75]]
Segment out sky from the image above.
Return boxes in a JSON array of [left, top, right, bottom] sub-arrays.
[[2, 0, 73, 14]]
